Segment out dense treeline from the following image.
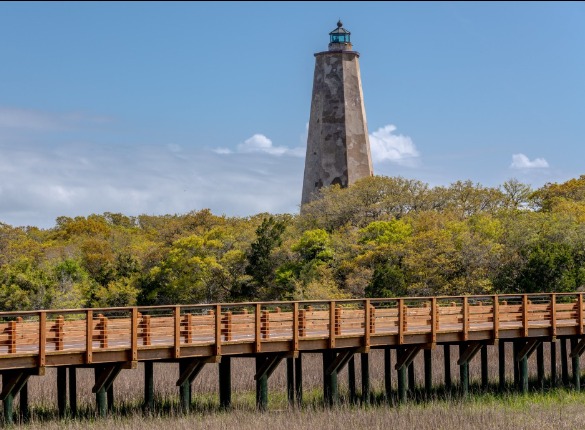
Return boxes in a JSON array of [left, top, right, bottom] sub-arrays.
[[1, 175, 585, 311]]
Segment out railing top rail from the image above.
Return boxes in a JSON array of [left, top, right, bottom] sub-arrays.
[[0, 291, 581, 318]]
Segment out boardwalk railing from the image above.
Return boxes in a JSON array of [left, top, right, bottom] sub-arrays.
[[0, 292, 583, 369]]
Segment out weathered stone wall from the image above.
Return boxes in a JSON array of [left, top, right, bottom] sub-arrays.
[[301, 49, 373, 206]]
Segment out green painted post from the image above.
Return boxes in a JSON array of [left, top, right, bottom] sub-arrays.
[[536, 342, 544, 390], [520, 344, 528, 394], [295, 354, 303, 407], [551, 340, 557, 388], [571, 338, 580, 391], [444, 344, 452, 390], [513, 341, 520, 389], [498, 341, 506, 392], [19, 381, 29, 422], [256, 356, 269, 411], [397, 347, 407, 403], [69, 367, 77, 417], [361, 353, 370, 405], [322, 351, 338, 407], [219, 356, 232, 409], [459, 344, 469, 398], [144, 361, 154, 412], [57, 367, 67, 418], [424, 349, 432, 397], [95, 367, 107, 418], [3, 392, 13, 425], [408, 361, 415, 394], [179, 361, 190, 413], [561, 338, 569, 386], [384, 348, 392, 403], [481, 345, 488, 389], [286, 358, 294, 406], [348, 355, 357, 404], [107, 384, 114, 412]]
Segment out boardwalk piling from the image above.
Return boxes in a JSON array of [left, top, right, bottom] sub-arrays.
[[286, 358, 294, 406], [94, 367, 107, 418], [397, 347, 407, 403], [408, 361, 415, 394], [57, 367, 67, 418], [69, 367, 77, 417], [513, 341, 520, 388], [499, 341, 506, 391], [424, 349, 432, 397], [219, 357, 232, 409], [444, 344, 452, 390], [361, 353, 370, 405], [561, 338, 569, 385], [322, 351, 338, 406], [551, 340, 557, 387], [384, 348, 392, 403], [107, 384, 114, 412], [19, 381, 29, 422], [144, 361, 154, 412], [3, 391, 13, 425], [537, 342, 545, 390], [459, 344, 469, 397], [256, 356, 269, 411], [295, 354, 303, 407], [348, 355, 357, 404], [519, 344, 529, 394], [481, 345, 488, 389], [571, 338, 580, 391]]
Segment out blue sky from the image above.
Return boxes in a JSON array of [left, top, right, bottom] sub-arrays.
[[1, 2, 584, 228]]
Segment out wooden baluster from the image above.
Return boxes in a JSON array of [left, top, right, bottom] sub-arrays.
[[334, 306, 342, 336], [431, 298, 437, 345], [329, 301, 336, 348], [223, 311, 233, 342], [398, 299, 404, 345], [86, 310, 93, 364], [131, 307, 138, 362], [174, 306, 181, 359], [8, 320, 16, 354], [261, 310, 270, 339], [364, 299, 371, 349], [143, 315, 151, 346], [370, 305, 376, 335], [493, 295, 499, 340], [299, 308, 306, 338], [215, 305, 221, 356], [98, 314, 108, 349], [522, 295, 529, 337], [56, 315, 64, 351], [255, 304, 261, 353], [293, 302, 299, 351], [578, 294, 584, 335], [185, 313, 193, 344]]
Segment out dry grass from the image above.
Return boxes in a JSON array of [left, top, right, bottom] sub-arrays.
[[7, 340, 585, 428]]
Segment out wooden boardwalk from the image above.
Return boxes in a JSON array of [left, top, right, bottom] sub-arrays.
[[1, 292, 584, 423]]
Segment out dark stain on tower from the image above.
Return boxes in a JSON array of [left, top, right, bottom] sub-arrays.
[[301, 21, 374, 206]]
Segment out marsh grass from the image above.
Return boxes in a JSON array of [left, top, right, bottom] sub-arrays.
[[7, 341, 585, 428]]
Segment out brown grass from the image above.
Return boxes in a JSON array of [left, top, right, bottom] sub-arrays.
[[8, 340, 585, 428]]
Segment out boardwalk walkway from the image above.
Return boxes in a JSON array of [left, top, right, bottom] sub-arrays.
[[0, 292, 584, 423]]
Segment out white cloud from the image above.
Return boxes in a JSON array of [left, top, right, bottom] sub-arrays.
[[369, 124, 419, 166], [216, 133, 305, 157], [510, 153, 549, 169]]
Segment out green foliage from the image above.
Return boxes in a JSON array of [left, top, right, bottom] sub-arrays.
[[2, 175, 585, 311]]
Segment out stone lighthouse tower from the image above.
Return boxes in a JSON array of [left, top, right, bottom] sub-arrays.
[[301, 21, 373, 206]]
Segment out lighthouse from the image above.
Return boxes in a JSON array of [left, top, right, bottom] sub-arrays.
[[301, 21, 373, 206]]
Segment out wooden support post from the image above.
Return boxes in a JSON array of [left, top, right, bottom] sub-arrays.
[[256, 356, 269, 411], [19, 381, 29, 423], [178, 360, 190, 413], [481, 345, 488, 389], [499, 341, 506, 392], [424, 349, 432, 397], [561, 338, 569, 386], [322, 351, 338, 407], [94, 366, 107, 418], [519, 342, 528, 394], [144, 361, 154, 412], [348, 355, 357, 404], [3, 391, 13, 425], [408, 361, 415, 394], [57, 367, 67, 418], [513, 341, 520, 388], [444, 344, 452, 390], [384, 348, 392, 403], [397, 348, 407, 403], [571, 338, 580, 391], [361, 352, 370, 405], [537, 342, 545, 390], [69, 367, 77, 417], [295, 354, 303, 407], [219, 356, 231, 409], [107, 384, 114, 412], [286, 358, 294, 406], [551, 340, 557, 388], [459, 343, 469, 397]]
